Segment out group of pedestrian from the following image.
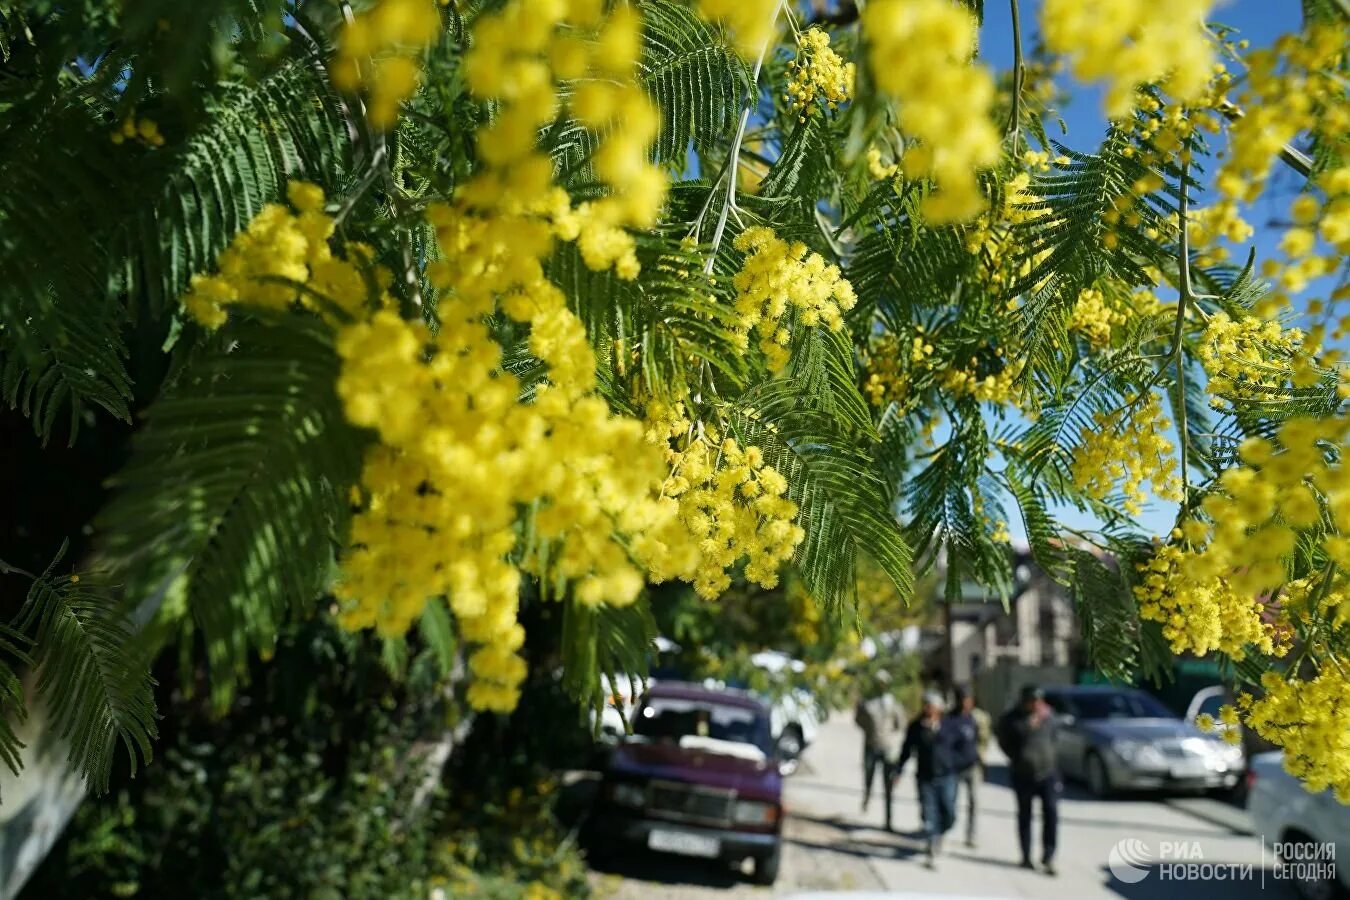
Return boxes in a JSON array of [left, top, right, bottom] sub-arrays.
[[855, 678, 1060, 874]]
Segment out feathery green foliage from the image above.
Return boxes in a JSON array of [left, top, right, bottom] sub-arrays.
[[7, 543, 157, 793], [97, 315, 363, 705]]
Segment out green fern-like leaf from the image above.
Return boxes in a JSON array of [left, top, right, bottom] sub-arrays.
[[638, 0, 753, 164], [12, 542, 157, 794], [560, 596, 657, 730], [1, 291, 132, 445], [0, 622, 32, 790], [731, 328, 912, 613], [97, 314, 364, 705]]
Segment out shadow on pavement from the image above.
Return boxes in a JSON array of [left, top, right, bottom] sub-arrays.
[[586, 847, 751, 889]]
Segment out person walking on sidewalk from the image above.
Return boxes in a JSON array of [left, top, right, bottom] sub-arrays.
[[895, 691, 977, 868], [997, 684, 1062, 876], [951, 684, 990, 848], [855, 670, 905, 830]]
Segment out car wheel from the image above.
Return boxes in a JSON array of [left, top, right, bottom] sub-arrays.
[[1086, 752, 1113, 798], [1283, 832, 1343, 900], [752, 846, 782, 886]]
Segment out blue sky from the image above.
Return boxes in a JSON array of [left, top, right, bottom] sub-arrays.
[[971, 2, 1312, 540]]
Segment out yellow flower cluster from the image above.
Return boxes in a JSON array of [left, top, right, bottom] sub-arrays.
[[1070, 393, 1183, 517], [335, 307, 698, 710], [941, 361, 1026, 407], [332, 0, 441, 128], [1040, 0, 1215, 119], [181, 182, 381, 330], [1099, 169, 1172, 252], [697, 0, 778, 60], [965, 171, 1050, 293], [1187, 200, 1252, 267], [860, 0, 1000, 223], [785, 28, 854, 121], [333, 0, 686, 712], [563, 6, 668, 275], [1217, 25, 1346, 206], [1261, 167, 1350, 344], [463, 0, 665, 279], [1187, 418, 1350, 601], [110, 116, 164, 147], [865, 144, 899, 182], [1197, 312, 1307, 407], [731, 226, 857, 373], [1237, 668, 1350, 803], [1134, 540, 1282, 659], [1068, 287, 1126, 348], [860, 329, 939, 407], [648, 403, 804, 598], [1120, 69, 1232, 169]]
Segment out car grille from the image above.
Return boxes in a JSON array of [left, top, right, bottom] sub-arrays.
[[1161, 741, 1192, 758], [647, 780, 735, 826]]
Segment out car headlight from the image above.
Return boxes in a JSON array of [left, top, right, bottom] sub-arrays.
[[609, 782, 646, 808], [1112, 739, 1164, 766], [732, 800, 779, 826]]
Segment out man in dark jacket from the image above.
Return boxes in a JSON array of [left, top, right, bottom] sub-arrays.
[[896, 691, 977, 868], [997, 684, 1061, 875]]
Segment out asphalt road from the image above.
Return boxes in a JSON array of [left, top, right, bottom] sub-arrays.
[[587, 712, 1299, 899]]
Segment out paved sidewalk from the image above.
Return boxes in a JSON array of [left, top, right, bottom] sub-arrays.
[[786, 712, 1287, 899]]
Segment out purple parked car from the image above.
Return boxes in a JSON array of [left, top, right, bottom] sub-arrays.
[[586, 681, 784, 885]]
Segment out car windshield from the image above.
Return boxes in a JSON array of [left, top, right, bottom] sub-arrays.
[[1069, 690, 1178, 720], [634, 697, 772, 752]]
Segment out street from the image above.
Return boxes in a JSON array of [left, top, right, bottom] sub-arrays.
[[590, 712, 1295, 899]]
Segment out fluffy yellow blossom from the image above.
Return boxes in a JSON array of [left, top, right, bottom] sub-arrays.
[[1133, 542, 1283, 659], [731, 226, 857, 373], [1071, 393, 1183, 517], [648, 414, 804, 599], [1217, 26, 1346, 207], [1040, 0, 1215, 119], [865, 144, 900, 182], [785, 28, 854, 121], [1240, 668, 1350, 802], [941, 360, 1027, 408], [697, 0, 778, 60], [332, 0, 441, 127], [860, 0, 1000, 222], [1197, 312, 1306, 407], [965, 171, 1050, 292], [110, 116, 164, 148], [1068, 287, 1126, 347], [180, 183, 378, 329], [1185, 418, 1350, 601]]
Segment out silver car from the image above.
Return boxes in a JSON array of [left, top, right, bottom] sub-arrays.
[[1042, 685, 1244, 796]]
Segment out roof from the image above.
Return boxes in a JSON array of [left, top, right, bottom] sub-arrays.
[[646, 680, 768, 712]]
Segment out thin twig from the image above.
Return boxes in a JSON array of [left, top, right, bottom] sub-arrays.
[[1005, 0, 1025, 144], [1173, 160, 1194, 518], [703, 6, 778, 275]]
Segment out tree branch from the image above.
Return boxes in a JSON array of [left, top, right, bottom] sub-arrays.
[[1005, 0, 1025, 143]]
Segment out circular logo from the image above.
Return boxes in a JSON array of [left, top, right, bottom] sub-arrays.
[[1109, 838, 1153, 883]]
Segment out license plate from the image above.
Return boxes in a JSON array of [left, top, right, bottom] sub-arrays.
[[648, 829, 721, 858], [1171, 759, 1209, 779]]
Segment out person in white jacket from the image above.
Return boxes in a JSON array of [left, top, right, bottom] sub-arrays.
[[854, 669, 906, 831]]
